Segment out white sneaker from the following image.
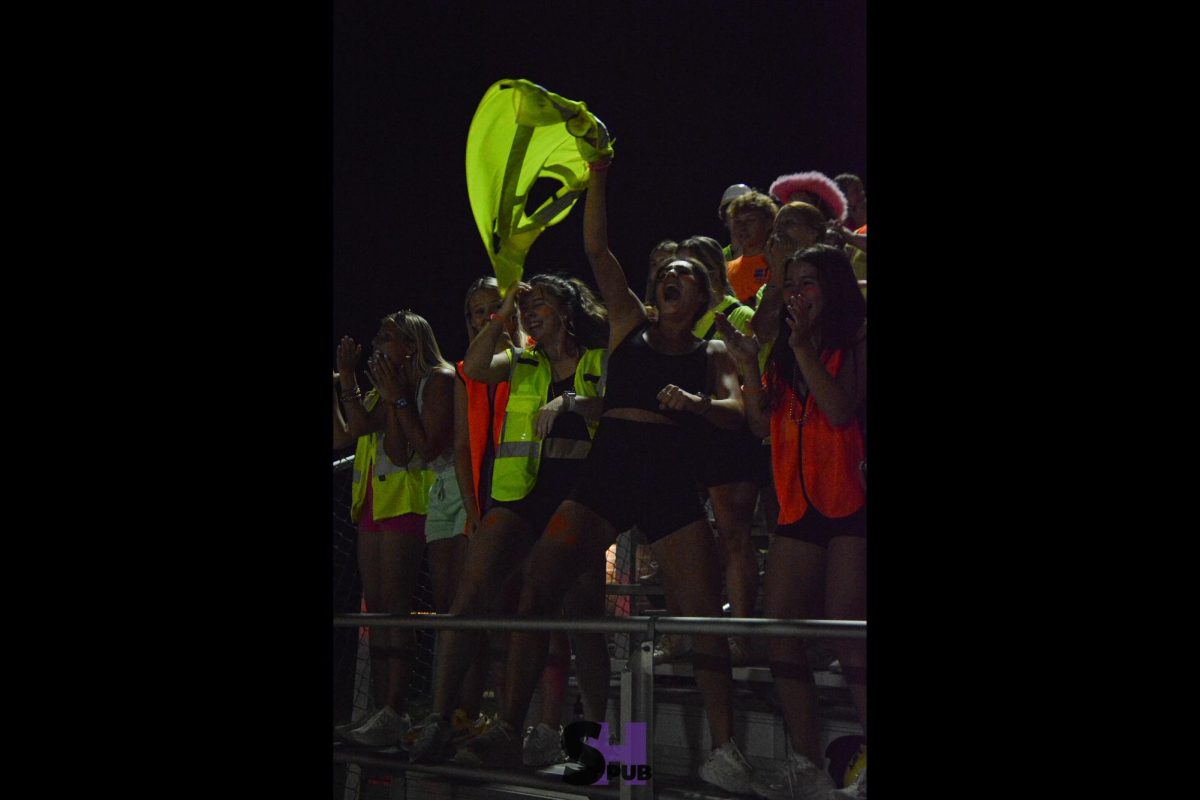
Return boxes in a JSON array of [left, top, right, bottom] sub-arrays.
[[406, 713, 454, 762], [334, 707, 379, 740], [344, 706, 411, 747], [699, 740, 755, 794], [523, 722, 565, 767], [751, 752, 835, 800], [830, 767, 866, 799]]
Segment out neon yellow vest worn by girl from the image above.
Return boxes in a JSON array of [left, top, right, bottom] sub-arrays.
[[490, 346, 605, 502], [693, 295, 754, 341], [350, 389, 437, 524]]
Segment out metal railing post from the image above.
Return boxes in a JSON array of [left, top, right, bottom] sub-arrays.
[[628, 620, 654, 800]]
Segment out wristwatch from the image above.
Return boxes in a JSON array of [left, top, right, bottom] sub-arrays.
[[562, 391, 576, 414]]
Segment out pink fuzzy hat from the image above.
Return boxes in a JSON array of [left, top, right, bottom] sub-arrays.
[[768, 172, 848, 222]]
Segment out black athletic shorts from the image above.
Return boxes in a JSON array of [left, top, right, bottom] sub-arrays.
[[490, 458, 585, 537], [567, 417, 708, 543], [696, 424, 771, 488], [773, 505, 866, 548]]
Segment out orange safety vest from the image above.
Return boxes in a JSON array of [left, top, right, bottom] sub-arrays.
[[457, 361, 510, 514], [770, 348, 865, 525]]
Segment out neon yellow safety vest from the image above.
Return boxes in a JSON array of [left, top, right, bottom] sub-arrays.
[[466, 78, 613, 291], [693, 295, 754, 341], [490, 347, 605, 502], [350, 391, 437, 523]]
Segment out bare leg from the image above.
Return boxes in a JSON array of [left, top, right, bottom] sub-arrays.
[[427, 535, 467, 614], [708, 479, 760, 618], [458, 643, 490, 719], [500, 501, 616, 730], [374, 530, 427, 712], [428, 534, 490, 716], [652, 518, 735, 747], [761, 535, 826, 764], [563, 559, 611, 722], [357, 527, 387, 708], [825, 535, 867, 737], [540, 632, 570, 727], [431, 509, 535, 716], [757, 480, 780, 537]]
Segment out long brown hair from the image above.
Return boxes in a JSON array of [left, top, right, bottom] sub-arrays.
[[766, 244, 865, 406]]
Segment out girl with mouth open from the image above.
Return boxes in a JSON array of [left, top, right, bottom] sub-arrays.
[[332, 310, 456, 747], [450, 153, 758, 795], [716, 243, 868, 800]]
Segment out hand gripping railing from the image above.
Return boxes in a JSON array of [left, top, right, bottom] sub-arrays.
[[332, 613, 865, 800]]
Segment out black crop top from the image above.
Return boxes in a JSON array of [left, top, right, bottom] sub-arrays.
[[604, 323, 709, 425]]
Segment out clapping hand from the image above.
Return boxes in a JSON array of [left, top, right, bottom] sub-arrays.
[[367, 351, 410, 404], [657, 384, 704, 413], [336, 337, 362, 387], [785, 294, 814, 350], [713, 312, 760, 368]]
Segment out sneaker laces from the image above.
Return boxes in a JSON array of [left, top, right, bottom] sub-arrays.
[[358, 707, 394, 732]]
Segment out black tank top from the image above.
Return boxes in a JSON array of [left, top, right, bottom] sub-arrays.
[[604, 323, 709, 426]]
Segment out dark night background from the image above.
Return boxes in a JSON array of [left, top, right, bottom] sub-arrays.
[[331, 0, 867, 361]]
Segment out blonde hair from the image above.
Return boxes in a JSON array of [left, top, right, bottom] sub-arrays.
[[462, 276, 501, 341], [381, 309, 451, 378]]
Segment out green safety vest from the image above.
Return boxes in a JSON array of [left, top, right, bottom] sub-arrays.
[[466, 78, 613, 291], [490, 347, 605, 502], [693, 295, 754, 341], [350, 391, 437, 523]]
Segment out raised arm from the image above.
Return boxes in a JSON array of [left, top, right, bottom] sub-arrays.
[[463, 282, 522, 383], [583, 167, 645, 345]]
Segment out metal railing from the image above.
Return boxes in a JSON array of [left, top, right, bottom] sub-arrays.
[[333, 613, 864, 640], [333, 613, 865, 800]]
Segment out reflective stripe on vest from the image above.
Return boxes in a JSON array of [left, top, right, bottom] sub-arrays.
[[490, 346, 604, 502], [694, 296, 745, 341], [770, 348, 865, 526], [349, 391, 437, 523]]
